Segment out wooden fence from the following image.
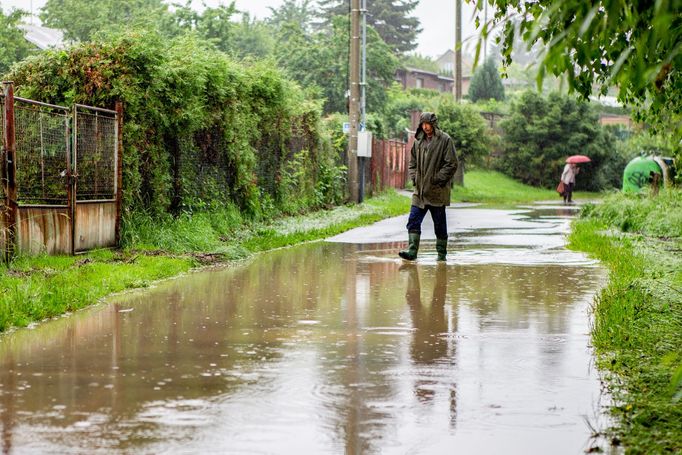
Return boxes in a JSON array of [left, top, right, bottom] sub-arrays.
[[368, 137, 412, 194], [1, 82, 122, 258]]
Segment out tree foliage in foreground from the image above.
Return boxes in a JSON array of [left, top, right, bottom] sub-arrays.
[[471, 0, 682, 162], [498, 91, 626, 191]]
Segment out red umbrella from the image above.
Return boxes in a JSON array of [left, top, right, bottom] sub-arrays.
[[566, 155, 591, 164]]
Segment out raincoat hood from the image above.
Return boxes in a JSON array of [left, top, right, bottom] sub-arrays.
[[415, 112, 440, 140]]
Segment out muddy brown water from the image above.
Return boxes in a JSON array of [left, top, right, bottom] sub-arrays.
[[0, 203, 611, 454]]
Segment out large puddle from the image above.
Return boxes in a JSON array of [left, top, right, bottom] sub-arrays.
[[0, 203, 610, 454]]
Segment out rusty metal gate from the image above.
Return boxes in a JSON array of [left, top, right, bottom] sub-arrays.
[[1, 82, 122, 258], [72, 104, 120, 253]]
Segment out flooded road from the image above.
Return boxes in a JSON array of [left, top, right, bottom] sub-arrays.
[[0, 203, 608, 454]]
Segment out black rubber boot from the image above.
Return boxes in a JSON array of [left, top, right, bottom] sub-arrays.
[[399, 233, 420, 261], [436, 238, 448, 262]]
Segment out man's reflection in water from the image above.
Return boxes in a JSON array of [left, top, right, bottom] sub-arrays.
[[404, 264, 452, 406]]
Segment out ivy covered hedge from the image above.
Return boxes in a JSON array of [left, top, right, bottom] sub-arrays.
[[7, 30, 345, 218]]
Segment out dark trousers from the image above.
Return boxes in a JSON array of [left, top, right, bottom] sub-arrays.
[[406, 205, 448, 239], [563, 182, 575, 203]]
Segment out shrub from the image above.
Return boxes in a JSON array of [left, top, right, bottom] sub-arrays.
[[8, 29, 344, 219]]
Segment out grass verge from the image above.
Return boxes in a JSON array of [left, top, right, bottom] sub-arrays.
[[0, 190, 409, 333], [569, 190, 682, 453]]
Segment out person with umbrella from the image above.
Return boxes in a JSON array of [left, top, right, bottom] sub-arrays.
[[561, 155, 590, 204]]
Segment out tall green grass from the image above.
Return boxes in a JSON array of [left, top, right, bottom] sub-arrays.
[[0, 252, 193, 332], [580, 189, 682, 238], [569, 189, 682, 453]]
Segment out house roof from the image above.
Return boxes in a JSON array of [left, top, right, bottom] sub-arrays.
[[18, 23, 65, 50], [401, 67, 455, 82]]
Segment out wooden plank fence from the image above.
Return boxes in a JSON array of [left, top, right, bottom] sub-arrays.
[[368, 136, 412, 194]]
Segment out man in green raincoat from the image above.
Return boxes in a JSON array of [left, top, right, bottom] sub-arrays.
[[399, 112, 458, 262]]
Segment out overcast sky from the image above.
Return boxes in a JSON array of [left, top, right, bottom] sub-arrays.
[[3, 0, 482, 58]]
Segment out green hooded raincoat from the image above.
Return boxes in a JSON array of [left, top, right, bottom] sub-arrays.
[[408, 112, 458, 208]]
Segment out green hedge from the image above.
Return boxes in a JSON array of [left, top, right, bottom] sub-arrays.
[[7, 29, 344, 219]]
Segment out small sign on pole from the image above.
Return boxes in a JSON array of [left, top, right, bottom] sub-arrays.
[[342, 122, 350, 134], [357, 131, 372, 157]]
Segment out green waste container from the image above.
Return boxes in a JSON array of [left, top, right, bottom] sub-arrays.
[[622, 156, 663, 193]]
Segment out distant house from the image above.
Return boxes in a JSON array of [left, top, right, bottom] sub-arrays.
[[599, 114, 633, 128], [17, 23, 65, 50], [433, 50, 454, 75], [435, 49, 473, 95], [395, 67, 454, 93]]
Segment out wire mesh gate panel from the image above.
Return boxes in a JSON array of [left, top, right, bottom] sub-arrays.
[[14, 99, 70, 204], [75, 105, 117, 201], [0, 84, 121, 257], [73, 104, 118, 252], [13, 97, 72, 254]]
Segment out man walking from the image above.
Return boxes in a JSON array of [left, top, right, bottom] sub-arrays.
[[399, 112, 458, 262]]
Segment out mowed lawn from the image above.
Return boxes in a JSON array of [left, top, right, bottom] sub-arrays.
[[451, 169, 600, 204]]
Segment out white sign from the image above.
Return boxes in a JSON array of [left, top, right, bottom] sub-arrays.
[[357, 131, 372, 157], [342, 122, 350, 134]]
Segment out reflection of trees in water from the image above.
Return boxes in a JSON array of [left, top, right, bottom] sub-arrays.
[[0, 242, 356, 449], [0, 242, 603, 452], [0, 242, 408, 453], [320, 252, 409, 455], [447, 264, 601, 334], [1, 353, 16, 455], [447, 262, 603, 386]]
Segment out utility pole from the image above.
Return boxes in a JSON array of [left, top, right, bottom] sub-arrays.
[[348, 0, 360, 203], [454, 0, 462, 101], [358, 0, 367, 203]]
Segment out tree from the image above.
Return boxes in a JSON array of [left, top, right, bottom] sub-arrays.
[[468, 56, 505, 102], [471, 0, 682, 143], [0, 7, 35, 76], [436, 99, 490, 186], [267, 0, 317, 35], [40, 0, 171, 42], [317, 0, 421, 55], [165, 2, 239, 54], [276, 16, 398, 114], [229, 14, 275, 60], [497, 90, 623, 191]]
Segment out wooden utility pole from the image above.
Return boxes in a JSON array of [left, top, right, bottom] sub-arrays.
[[358, 0, 367, 203], [455, 0, 463, 101], [348, 0, 360, 203]]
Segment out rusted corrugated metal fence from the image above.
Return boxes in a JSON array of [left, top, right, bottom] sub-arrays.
[[0, 81, 122, 259]]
